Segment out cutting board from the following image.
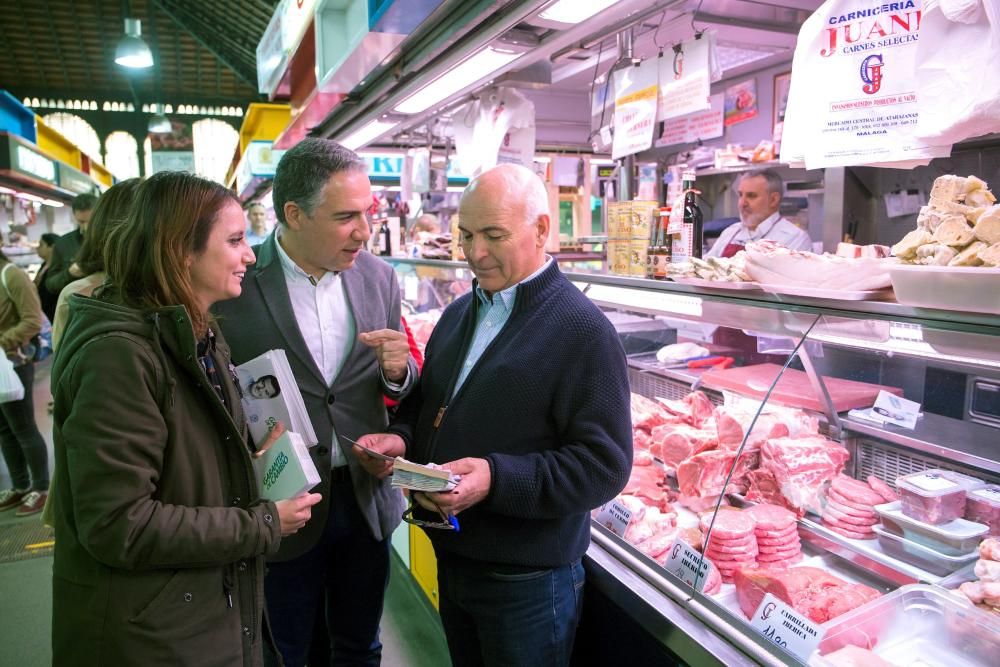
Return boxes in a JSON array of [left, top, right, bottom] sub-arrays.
[[701, 363, 902, 413]]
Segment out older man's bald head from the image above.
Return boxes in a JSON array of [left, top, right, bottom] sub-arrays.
[[460, 164, 549, 227], [456, 164, 551, 294]]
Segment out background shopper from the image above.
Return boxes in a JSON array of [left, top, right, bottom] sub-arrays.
[[0, 248, 47, 517]]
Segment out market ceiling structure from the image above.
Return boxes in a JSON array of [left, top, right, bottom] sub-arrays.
[[0, 0, 280, 110]]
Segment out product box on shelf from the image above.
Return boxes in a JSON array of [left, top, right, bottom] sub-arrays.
[[895, 469, 985, 525], [965, 485, 1000, 536]]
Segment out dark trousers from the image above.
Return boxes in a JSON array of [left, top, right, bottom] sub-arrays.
[[264, 476, 390, 667], [0, 363, 49, 491], [437, 554, 586, 667]]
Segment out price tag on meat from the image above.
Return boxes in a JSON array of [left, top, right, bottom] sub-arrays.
[[663, 538, 712, 592], [749, 593, 825, 661], [593, 500, 632, 537]]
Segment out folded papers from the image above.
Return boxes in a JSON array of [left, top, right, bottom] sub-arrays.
[[391, 459, 460, 492], [255, 431, 321, 500], [237, 349, 318, 447]]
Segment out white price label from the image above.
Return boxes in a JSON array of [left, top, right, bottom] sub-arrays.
[[663, 538, 712, 591], [749, 593, 825, 661], [403, 274, 419, 302], [594, 500, 632, 537], [907, 472, 957, 492], [872, 390, 921, 430]]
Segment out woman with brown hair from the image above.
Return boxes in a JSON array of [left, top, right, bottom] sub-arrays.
[[51, 177, 141, 351], [0, 246, 48, 517], [49, 171, 321, 666]]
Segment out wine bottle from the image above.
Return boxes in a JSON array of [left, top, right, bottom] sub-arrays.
[[682, 170, 704, 259]]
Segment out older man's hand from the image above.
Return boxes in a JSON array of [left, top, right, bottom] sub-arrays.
[[428, 457, 492, 516], [358, 328, 410, 382], [352, 432, 405, 479]]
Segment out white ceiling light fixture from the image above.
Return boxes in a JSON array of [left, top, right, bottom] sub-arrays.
[[148, 105, 172, 134], [115, 18, 154, 69], [538, 0, 622, 25], [393, 46, 523, 115], [339, 118, 399, 151]]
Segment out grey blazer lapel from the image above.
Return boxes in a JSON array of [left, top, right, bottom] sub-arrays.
[[252, 235, 326, 388], [340, 261, 374, 367]]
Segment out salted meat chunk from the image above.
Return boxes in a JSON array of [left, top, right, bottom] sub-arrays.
[[891, 228, 933, 259], [916, 205, 947, 232], [932, 215, 975, 247], [975, 558, 1000, 583], [973, 204, 1000, 245], [930, 174, 969, 202], [966, 188, 997, 208], [929, 196, 987, 224], [837, 242, 862, 258], [915, 243, 958, 265], [949, 241, 988, 266], [979, 242, 1000, 267]]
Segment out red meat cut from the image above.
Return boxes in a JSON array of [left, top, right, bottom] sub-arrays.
[[831, 474, 886, 507], [824, 497, 879, 520], [747, 503, 797, 531], [652, 423, 718, 467], [677, 450, 756, 510], [734, 566, 881, 623], [823, 504, 878, 527], [684, 390, 716, 428], [746, 469, 800, 514], [760, 437, 850, 515], [867, 475, 899, 503], [826, 487, 881, 512], [699, 509, 756, 538]]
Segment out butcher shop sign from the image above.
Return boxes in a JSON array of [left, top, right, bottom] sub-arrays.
[[750, 593, 825, 661]]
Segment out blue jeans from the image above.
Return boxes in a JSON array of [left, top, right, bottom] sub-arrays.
[[437, 553, 585, 667], [263, 477, 390, 667], [0, 362, 48, 491]]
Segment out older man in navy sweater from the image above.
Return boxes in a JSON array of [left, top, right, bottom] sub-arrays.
[[355, 164, 633, 666]]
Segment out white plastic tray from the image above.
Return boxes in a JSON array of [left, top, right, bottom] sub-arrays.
[[889, 264, 1000, 315], [671, 276, 762, 291], [757, 283, 895, 301]]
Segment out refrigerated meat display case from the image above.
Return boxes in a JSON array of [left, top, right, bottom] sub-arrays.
[[387, 257, 1000, 666]]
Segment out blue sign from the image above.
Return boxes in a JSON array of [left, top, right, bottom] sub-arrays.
[[363, 154, 468, 183]]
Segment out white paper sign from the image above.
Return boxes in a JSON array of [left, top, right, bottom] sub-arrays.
[[750, 593, 825, 661], [663, 538, 712, 591], [612, 59, 659, 160], [656, 93, 724, 148], [780, 0, 953, 169], [657, 37, 711, 121], [872, 389, 921, 429], [594, 499, 633, 537]]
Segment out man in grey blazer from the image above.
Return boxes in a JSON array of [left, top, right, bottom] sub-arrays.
[[214, 138, 414, 667]]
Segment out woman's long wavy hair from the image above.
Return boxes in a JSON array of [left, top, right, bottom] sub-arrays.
[[103, 171, 238, 336]]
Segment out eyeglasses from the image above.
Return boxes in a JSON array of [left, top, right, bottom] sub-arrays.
[[402, 504, 460, 531]]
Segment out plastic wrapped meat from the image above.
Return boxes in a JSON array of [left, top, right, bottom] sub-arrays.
[[965, 486, 1000, 536], [896, 469, 982, 525]]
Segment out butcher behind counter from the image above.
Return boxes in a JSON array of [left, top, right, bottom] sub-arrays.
[[706, 168, 813, 259]]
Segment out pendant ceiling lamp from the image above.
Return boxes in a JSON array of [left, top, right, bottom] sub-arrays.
[[115, 18, 154, 69]]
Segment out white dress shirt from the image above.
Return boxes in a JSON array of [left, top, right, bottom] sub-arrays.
[[706, 213, 813, 258]]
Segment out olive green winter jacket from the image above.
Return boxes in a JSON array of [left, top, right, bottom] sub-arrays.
[[50, 293, 282, 666]]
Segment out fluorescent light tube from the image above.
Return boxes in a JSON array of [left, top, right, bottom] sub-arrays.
[[393, 47, 523, 115], [340, 119, 399, 151], [539, 0, 622, 24]]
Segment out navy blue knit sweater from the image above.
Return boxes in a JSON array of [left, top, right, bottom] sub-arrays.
[[390, 261, 633, 567]]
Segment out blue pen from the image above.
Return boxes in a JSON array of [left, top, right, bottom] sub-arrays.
[[447, 515, 460, 532]]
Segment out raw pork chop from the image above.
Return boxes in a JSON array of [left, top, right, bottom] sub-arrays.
[[651, 423, 718, 467], [866, 475, 899, 503], [747, 504, 797, 531], [760, 437, 850, 515], [831, 474, 885, 507]]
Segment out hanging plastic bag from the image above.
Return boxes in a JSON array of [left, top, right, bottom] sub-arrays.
[[914, 0, 1000, 145], [0, 355, 24, 404]]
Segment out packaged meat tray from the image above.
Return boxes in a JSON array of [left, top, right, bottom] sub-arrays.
[[815, 584, 1000, 666], [895, 469, 985, 524], [872, 525, 979, 577], [875, 501, 989, 556], [965, 485, 1000, 536]]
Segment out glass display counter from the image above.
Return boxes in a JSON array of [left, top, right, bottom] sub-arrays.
[[387, 257, 1000, 666]]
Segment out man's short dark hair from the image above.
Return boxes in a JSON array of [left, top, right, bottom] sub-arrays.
[[40, 233, 59, 247], [737, 168, 784, 197], [71, 193, 99, 213], [271, 138, 367, 225]]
